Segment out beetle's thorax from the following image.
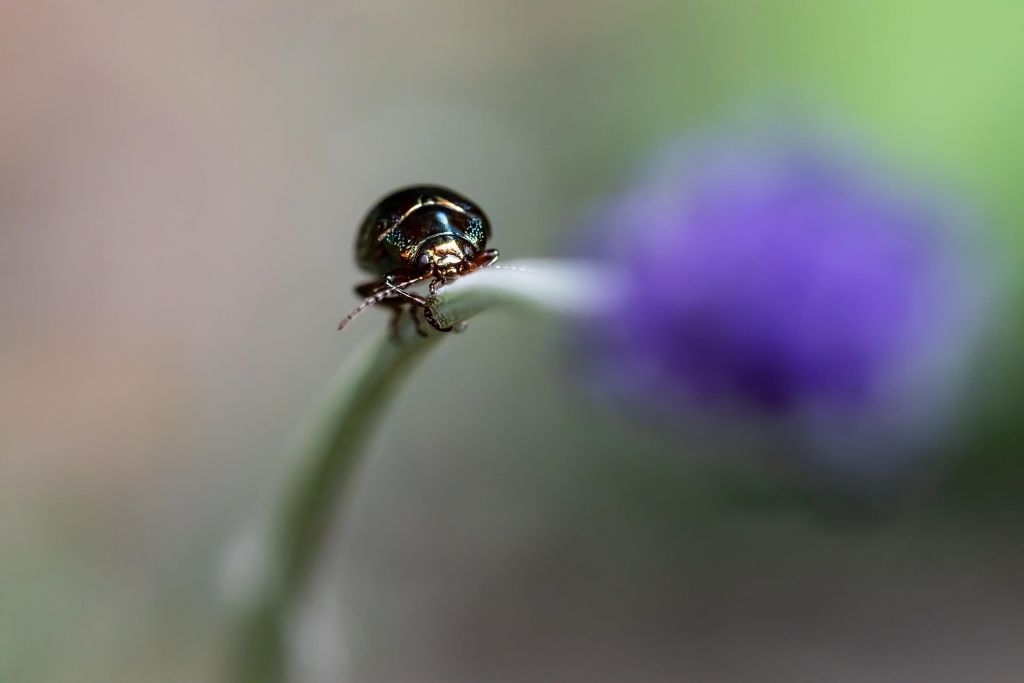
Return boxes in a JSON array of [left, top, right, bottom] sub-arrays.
[[419, 234, 473, 279]]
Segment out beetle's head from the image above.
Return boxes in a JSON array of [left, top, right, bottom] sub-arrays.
[[417, 235, 477, 280]]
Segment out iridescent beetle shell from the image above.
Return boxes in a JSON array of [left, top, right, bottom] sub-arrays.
[[356, 185, 491, 276], [338, 185, 499, 334]]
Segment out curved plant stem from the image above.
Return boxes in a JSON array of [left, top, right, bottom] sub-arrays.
[[224, 260, 603, 683], [226, 326, 439, 683]]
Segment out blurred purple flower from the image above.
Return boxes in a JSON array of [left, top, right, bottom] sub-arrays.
[[582, 125, 986, 477]]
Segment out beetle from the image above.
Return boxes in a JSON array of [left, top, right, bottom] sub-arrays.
[[337, 185, 499, 334]]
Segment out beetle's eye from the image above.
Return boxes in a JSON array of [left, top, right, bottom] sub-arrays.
[[418, 252, 432, 268]]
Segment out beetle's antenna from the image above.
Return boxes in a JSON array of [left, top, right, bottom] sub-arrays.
[[336, 274, 429, 331], [336, 291, 388, 331]]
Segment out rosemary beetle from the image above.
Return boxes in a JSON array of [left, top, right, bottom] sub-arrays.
[[337, 185, 499, 334]]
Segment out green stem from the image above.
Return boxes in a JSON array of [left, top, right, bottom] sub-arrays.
[[223, 260, 602, 683], [226, 324, 439, 683]]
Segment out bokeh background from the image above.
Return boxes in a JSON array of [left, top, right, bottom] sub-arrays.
[[3, 2, 1024, 681]]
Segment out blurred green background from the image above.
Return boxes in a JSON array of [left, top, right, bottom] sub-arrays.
[[2, 2, 1023, 681]]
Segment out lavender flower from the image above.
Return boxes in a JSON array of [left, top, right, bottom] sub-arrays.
[[583, 125, 985, 477]]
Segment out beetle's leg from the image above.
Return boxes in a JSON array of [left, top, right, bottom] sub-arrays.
[[476, 249, 499, 269], [379, 274, 452, 334], [382, 275, 430, 307], [424, 277, 457, 332], [346, 276, 435, 335], [359, 278, 426, 305], [354, 271, 446, 334], [422, 305, 453, 333], [387, 306, 403, 337], [409, 305, 430, 337], [421, 276, 458, 331]]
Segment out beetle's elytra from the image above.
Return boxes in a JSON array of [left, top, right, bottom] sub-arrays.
[[337, 185, 499, 335]]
